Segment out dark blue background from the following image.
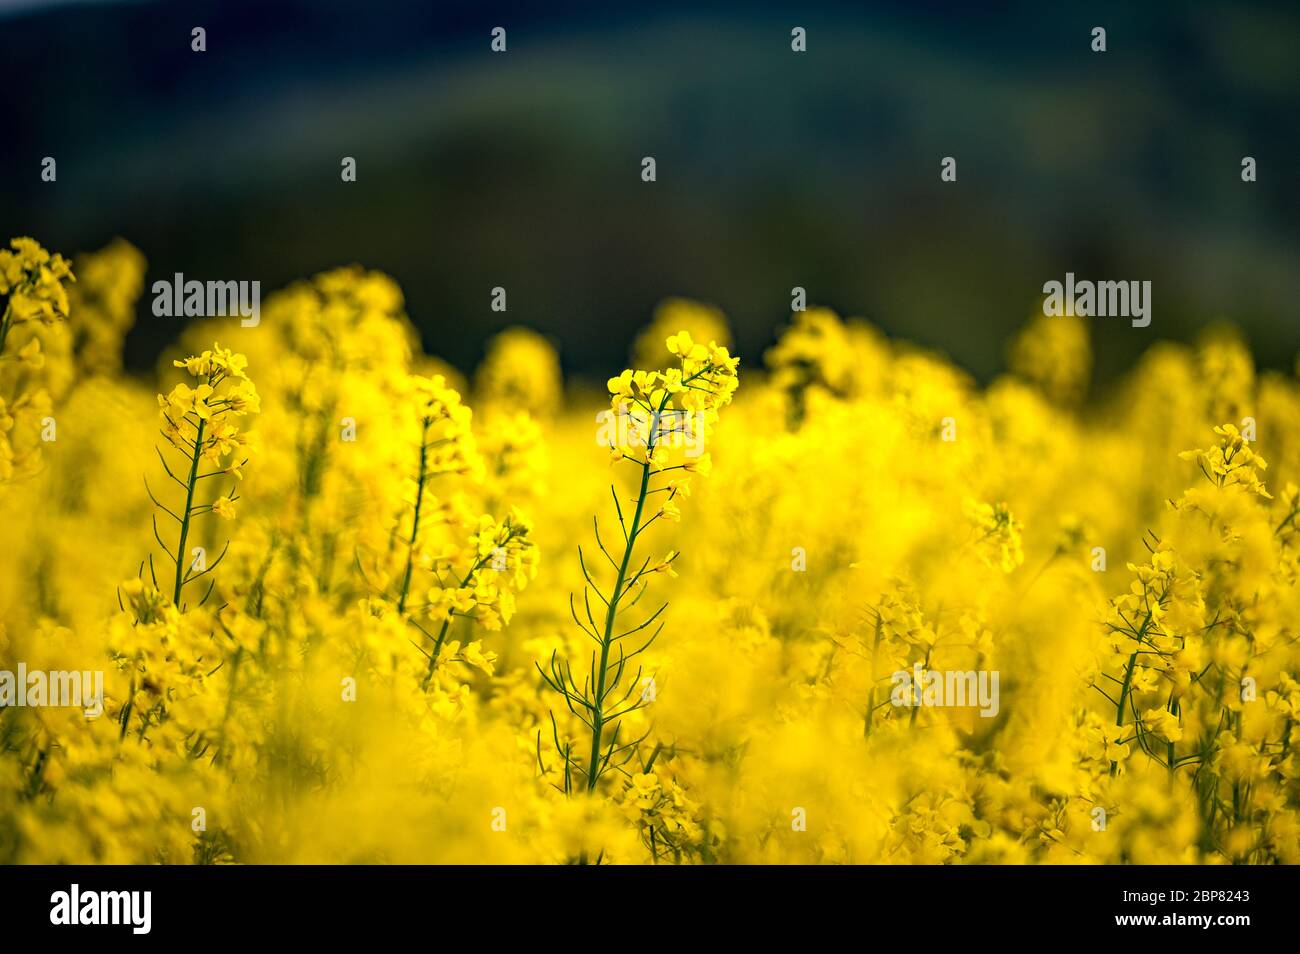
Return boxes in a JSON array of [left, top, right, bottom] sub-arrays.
[[1, 0, 1296, 385]]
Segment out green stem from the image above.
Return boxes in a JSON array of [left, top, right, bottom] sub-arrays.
[[909, 646, 932, 729], [398, 425, 430, 614], [1109, 587, 1165, 775], [421, 548, 501, 690], [587, 457, 651, 791], [0, 301, 12, 356], [173, 415, 207, 607], [423, 616, 457, 692], [1110, 651, 1137, 777], [864, 613, 883, 738], [1165, 693, 1180, 775], [118, 678, 136, 742], [578, 366, 715, 793]]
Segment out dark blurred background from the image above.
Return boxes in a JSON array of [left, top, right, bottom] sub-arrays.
[[1, 0, 1297, 383]]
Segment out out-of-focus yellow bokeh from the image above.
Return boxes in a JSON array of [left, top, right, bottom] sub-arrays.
[[1, 237, 1297, 865]]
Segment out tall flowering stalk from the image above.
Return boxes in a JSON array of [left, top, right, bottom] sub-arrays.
[[395, 375, 479, 615], [371, 373, 539, 689], [539, 332, 739, 795], [1091, 424, 1299, 861], [418, 510, 537, 689], [149, 345, 259, 608]]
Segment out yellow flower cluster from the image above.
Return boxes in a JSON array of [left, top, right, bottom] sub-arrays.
[[150, 344, 261, 609], [964, 499, 1026, 573], [0, 237, 74, 330], [0, 235, 1297, 865], [0, 238, 76, 482], [605, 330, 739, 478]]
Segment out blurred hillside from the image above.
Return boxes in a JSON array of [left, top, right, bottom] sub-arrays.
[[1, 0, 1297, 385]]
